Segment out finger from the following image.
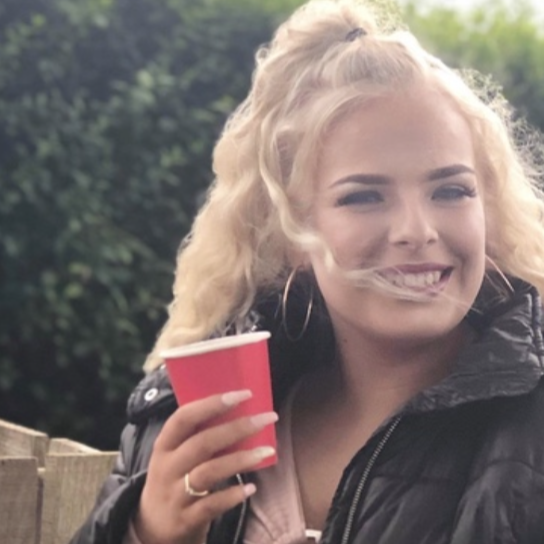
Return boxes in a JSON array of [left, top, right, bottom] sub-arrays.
[[187, 445, 276, 494], [178, 411, 278, 470], [184, 481, 257, 528], [156, 389, 253, 451]]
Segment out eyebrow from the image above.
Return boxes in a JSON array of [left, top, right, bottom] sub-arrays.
[[332, 164, 476, 187], [427, 164, 476, 181]]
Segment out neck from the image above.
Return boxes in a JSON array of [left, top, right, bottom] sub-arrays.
[[325, 323, 470, 423]]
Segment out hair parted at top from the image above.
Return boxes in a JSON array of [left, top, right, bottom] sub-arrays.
[[144, 0, 544, 371]]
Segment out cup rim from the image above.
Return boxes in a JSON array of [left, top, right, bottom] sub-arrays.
[[160, 331, 271, 359]]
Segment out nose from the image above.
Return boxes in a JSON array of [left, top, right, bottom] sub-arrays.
[[388, 200, 438, 248]]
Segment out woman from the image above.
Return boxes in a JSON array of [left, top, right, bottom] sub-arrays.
[[71, 0, 544, 543]]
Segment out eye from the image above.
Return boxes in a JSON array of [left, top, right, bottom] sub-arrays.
[[336, 190, 384, 207], [432, 184, 477, 201]]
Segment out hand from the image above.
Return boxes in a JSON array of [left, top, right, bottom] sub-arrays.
[[134, 390, 278, 544]]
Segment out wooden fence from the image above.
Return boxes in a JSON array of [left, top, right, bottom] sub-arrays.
[[0, 419, 118, 544]]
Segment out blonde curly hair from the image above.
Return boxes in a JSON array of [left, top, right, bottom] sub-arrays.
[[144, 0, 544, 371]]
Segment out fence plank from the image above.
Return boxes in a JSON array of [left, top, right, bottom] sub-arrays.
[[40, 452, 117, 544], [48, 438, 98, 455], [0, 457, 40, 544], [0, 420, 118, 544], [0, 419, 49, 466]]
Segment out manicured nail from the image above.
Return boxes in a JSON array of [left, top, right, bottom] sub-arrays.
[[243, 483, 257, 498], [222, 390, 252, 406], [252, 446, 276, 461], [250, 412, 279, 429]]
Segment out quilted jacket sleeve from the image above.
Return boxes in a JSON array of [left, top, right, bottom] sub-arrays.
[[69, 366, 178, 544], [450, 462, 544, 544], [450, 384, 544, 544]]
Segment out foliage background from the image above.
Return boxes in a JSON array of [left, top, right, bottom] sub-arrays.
[[403, 0, 544, 130], [0, 0, 543, 449]]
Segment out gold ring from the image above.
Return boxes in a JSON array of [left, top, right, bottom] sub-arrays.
[[184, 472, 210, 497]]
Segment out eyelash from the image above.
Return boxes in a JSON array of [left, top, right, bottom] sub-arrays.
[[335, 190, 383, 207], [432, 185, 477, 201], [335, 185, 477, 207]]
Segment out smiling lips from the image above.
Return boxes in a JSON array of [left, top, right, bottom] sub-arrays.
[[379, 265, 452, 292]]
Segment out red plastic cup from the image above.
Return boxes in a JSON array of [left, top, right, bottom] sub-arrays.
[[161, 331, 276, 469]]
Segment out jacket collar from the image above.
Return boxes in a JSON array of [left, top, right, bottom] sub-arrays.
[[128, 282, 544, 423], [403, 284, 544, 414]]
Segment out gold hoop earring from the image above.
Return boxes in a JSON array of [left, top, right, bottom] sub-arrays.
[[281, 268, 314, 342], [485, 255, 514, 296]]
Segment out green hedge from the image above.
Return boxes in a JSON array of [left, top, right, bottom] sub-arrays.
[[403, 0, 544, 132], [0, 0, 287, 448]]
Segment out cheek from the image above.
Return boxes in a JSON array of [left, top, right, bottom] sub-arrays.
[[453, 206, 486, 275], [468, 204, 486, 251], [314, 213, 384, 267]]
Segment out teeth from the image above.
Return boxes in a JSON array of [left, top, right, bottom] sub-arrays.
[[384, 271, 442, 289]]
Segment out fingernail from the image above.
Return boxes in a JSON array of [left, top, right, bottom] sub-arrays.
[[243, 483, 257, 497], [222, 390, 252, 406], [250, 412, 279, 428], [252, 446, 276, 461]]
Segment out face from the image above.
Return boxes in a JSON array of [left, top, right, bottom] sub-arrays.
[[308, 85, 486, 347]]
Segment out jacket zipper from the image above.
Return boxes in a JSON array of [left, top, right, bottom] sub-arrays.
[[232, 474, 248, 544], [231, 417, 401, 544], [340, 416, 402, 544]]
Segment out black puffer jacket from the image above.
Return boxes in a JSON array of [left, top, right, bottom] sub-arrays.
[[71, 284, 544, 544]]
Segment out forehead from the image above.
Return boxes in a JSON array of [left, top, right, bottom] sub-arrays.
[[318, 86, 475, 180]]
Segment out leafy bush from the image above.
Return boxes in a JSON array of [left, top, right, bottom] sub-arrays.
[[402, 0, 544, 131], [0, 0, 282, 448]]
